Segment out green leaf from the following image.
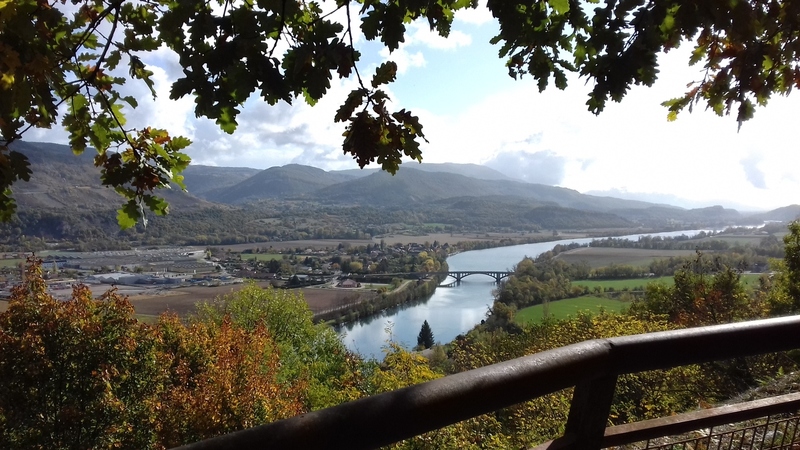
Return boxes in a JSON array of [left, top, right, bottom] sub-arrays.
[[0, 188, 17, 222], [216, 106, 239, 134], [554, 69, 568, 90], [9, 152, 31, 182], [335, 89, 366, 122], [361, 9, 382, 41], [548, 0, 570, 15], [122, 96, 138, 108], [110, 102, 126, 126], [762, 55, 773, 71], [372, 61, 398, 88], [117, 201, 139, 229], [143, 195, 169, 215], [168, 136, 192, 151]]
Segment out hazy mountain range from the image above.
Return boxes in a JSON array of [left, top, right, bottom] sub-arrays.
[[8, 141, 800, 229]]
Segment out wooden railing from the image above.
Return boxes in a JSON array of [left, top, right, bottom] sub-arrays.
[[173, 315, 800, 450]]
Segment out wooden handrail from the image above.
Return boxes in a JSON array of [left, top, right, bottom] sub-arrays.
[[173, 315, 800, 450]]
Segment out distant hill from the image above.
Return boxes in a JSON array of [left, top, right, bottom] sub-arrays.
[[7, 141, 797, 236], [182, 165, 261, 197], [312, 168, 664, 212], [610, 205, 743, 227], [333, 162, 519, 182], [522, 205, 634, 229], [746, 205, 800, 223], [9, 141, 213, 211], [205, 164, 356, 204]]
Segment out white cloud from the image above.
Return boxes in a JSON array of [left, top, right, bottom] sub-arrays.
[[484, 149, 567, 185], [407, 22, 472, 50], [378, 19, 474, 74], [454, 2, 495, 26], [380, 47, 426, 74]]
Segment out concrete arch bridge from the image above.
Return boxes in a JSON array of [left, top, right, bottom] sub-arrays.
[[430, 271, 513, 285]]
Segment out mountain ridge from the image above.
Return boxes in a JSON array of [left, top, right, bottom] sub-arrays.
[[6, 141, 799, 229]]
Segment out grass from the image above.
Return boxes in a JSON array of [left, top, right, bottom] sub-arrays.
[[740, 273, 764, 291], [555, 247, 698, 268], [515, 296, 628, 324], [240, 253, 284, 262], [695, 235, 767, 246], [0, 258, 24, 268], [572, 273, 763, 292], [135, 314, 159, 325], [572, 276, 673, 290]]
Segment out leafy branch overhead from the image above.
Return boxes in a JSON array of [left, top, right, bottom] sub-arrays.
[[2, 0, 798, 227]]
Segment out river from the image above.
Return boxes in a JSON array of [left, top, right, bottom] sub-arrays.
[[337, 229, 715, 359]]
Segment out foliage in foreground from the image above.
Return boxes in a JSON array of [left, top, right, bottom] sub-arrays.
[[0, 265, 320, 449]]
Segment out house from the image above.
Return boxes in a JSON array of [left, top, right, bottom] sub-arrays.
[[337, 279, 361, 288]]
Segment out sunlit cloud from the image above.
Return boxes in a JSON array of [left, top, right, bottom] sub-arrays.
[[484, 150, 567, 185]]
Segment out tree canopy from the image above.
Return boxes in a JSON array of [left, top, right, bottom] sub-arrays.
[[2, 0, 798, 226]]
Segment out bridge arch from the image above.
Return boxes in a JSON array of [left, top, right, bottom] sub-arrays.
[[448, 271, 512, 283]]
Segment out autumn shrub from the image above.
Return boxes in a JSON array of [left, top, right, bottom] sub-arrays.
[[155, 314, 306, 448], [0, 264, 320, 449], [0, 263, 163, 450]]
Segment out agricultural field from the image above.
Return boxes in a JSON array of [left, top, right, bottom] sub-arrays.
[[696, 234, 768, 246], [515, 296, 629, 324], [240, 253, 284, 262], [0, 258, 24, 268], [572, 277, 674, 290], [555, 247, 698, 268], [572, 273, 764, 292], [217, 239, 375, 252]]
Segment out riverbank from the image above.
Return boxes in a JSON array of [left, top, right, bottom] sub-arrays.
[[317, 270, 448, 325]]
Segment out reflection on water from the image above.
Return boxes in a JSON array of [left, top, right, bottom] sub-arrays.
[[338, 229, 716, 359], [337, 278, 495, 359]]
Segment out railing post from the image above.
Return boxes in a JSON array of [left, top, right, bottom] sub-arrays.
[[563, 375, 618, 450]]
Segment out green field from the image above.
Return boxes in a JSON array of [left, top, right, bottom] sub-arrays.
[[740, 273, 763, 290], [0, 258, 24, 268], [241, 253, 284, 262], [572, 277, 673, 290], [555, 247, 698, 268], [573, 273, 763, 291], [515, 296, 628, 324], [696, 235, 767, 246]]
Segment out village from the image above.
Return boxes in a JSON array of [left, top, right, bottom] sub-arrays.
[[0, 241, 450, 305]]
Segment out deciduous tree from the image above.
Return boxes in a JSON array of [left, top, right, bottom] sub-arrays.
[[0, 261, 163, 449]]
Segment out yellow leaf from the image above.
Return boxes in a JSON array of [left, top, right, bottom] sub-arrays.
[[667, 110, 678, 122], [0, 72, 13, 88]]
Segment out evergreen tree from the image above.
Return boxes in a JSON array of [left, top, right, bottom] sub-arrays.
[[417, 320, 435, 349]]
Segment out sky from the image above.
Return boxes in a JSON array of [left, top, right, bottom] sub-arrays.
[[30, 3, 800, 211]]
